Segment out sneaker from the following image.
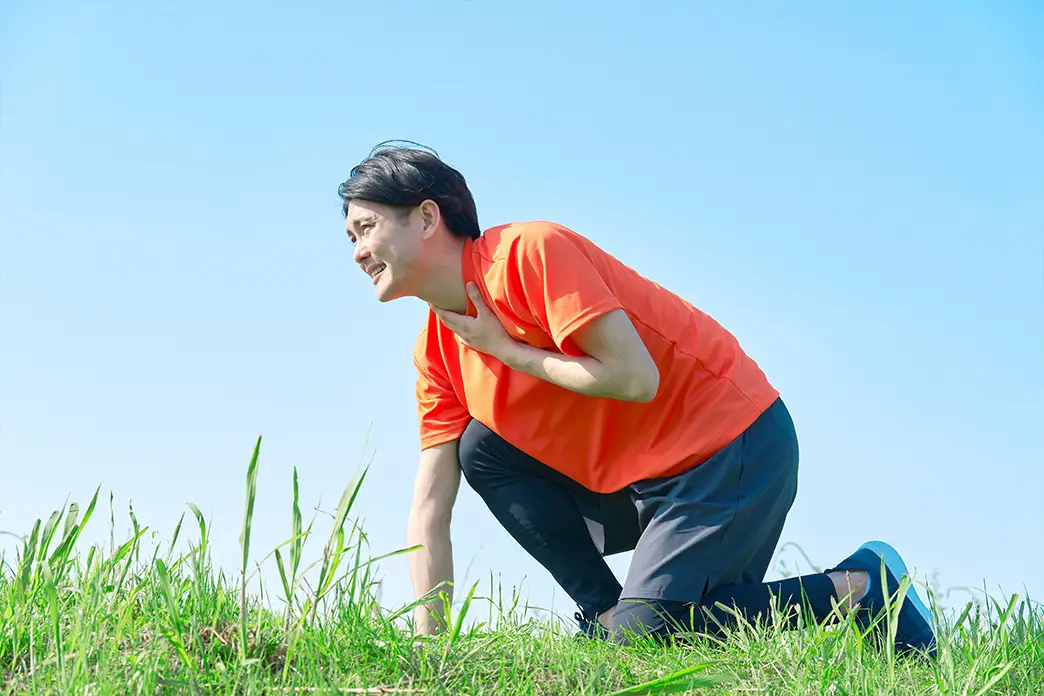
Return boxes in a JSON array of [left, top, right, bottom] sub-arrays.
[[827, 540, 937, 657], [574, 609, 610, 641]]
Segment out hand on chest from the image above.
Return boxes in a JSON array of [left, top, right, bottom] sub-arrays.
[[466, 292, 559, 353]]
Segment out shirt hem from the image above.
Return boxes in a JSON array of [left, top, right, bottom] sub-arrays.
[[593, 388, 781, 493]]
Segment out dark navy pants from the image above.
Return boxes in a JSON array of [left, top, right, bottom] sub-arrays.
[[457, 398, 840, 642]]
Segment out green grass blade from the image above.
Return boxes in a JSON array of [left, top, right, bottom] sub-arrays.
[[60, 502, 79, 545], [311, 467, 369, 619], [110, 527, 148, 568], [291, 466, 303, 578], [186, 503, 208, 550], [611, 679, 731, 695], [448, 580, 479, 645], [159, 626, 196, 677], [85, 545, 97, 579], [239, 435, 262, 574], [606, 663, 734, 695], [73, 484, 100, 539], [40, 561, 63, 679], [970, 661, 1015, 696], [239, 435, 262, 662], [128, 501, 141, 564], [353, 544, 422, 571], [325, 527, 346, 593], [386, 585, 447, 623], [44, 503, 84, 585], [324, 470, 367, 561], [19, 519, 40, 589], [154, 558, 184, 637], [37, 508, 64, 565], [274, 548, 292, 604], [168, 512, 185, 560], [244, 531, 310, 586], [47, 492, 95, 575], [154, 558, 200, 680], [108, 491, 115, 555]]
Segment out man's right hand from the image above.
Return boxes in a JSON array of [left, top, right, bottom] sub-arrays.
[[405, 440, 461, 635]]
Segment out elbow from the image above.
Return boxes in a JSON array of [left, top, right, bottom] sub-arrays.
[[629, 377, 659, 403], [620, 364, 660, 403]]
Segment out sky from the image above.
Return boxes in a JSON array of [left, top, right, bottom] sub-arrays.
[[2, 0, 1042, 626]]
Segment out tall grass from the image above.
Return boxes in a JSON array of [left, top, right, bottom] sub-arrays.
[[1, 438, 1040, 694]]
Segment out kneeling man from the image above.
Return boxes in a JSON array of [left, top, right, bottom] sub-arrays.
[[337, 143, 936, 656]]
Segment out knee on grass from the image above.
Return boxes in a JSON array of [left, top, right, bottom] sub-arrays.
[[606, 598, 702, 644]]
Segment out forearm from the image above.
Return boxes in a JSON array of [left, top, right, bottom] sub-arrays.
[[406, 506, 454, 634], [498, 340, 655, 402]]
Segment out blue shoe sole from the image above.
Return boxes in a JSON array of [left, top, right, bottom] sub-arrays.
[[830, 540, 937, 657], [859, 540, 934, 633]]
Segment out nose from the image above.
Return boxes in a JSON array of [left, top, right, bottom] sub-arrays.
[[353, 241, 370, 266]]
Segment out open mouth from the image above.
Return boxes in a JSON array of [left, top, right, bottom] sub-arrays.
[[368, 263, 386, 284]]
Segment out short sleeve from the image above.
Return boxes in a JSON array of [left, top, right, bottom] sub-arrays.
[[413, 323, 471, 450], [511, 225, 624, 355]]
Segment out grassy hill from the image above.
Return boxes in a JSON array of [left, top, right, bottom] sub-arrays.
[[2, 438, 1040, 695]]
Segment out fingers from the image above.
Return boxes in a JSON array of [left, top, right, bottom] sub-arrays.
[[431, 306, 458, 328], [466, 283, 487, 314], [431, 285, 487, 341], [431, 305, 470, 337]]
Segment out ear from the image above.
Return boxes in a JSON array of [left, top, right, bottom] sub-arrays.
[[418, 200, 441, 241]]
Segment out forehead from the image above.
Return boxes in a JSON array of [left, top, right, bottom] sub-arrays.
[[344, 198, 405, 228], [345, 200, 385, 228]]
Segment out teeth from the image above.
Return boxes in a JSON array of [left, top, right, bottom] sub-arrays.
[[370, 264, 386, 277]]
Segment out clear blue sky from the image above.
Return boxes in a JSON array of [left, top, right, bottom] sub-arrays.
[[2, 0, 1042, 622]]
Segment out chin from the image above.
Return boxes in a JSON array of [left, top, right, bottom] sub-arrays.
[[373, 274, 414, 304], [374, 281, 399, 303]]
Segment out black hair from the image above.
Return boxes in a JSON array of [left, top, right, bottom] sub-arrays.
[[337, 141, 481, 240]]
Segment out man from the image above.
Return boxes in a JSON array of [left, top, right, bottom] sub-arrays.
[[337, 142, 936, 655]]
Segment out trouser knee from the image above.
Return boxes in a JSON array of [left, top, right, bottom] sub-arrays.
[[610, 599, 702, 644], [457, 419, 513, 491]]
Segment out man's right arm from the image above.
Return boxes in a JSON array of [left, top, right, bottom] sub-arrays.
[[406, 440, 461, 635]]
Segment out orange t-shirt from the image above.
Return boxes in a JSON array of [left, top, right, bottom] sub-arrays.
[[413, 221, 780, 493]]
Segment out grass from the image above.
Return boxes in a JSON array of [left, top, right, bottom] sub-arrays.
[[1, 437, 1041, 695]]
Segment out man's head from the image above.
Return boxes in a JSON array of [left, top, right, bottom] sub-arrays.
[[338, 142, 480, 303]]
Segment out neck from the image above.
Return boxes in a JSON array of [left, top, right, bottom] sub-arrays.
[[416, 236, 468, 314]]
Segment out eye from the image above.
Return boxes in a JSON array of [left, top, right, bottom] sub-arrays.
[[348, 220, 375, 245]]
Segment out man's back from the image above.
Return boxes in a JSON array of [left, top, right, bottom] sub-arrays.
[[414, 221, 779, 492]]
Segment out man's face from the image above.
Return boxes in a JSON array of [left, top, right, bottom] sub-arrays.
[[346, 199, 425, 302]]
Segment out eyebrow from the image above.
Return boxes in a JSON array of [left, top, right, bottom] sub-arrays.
[[349, 214, 377, 229], [346, 215, 376, 237]]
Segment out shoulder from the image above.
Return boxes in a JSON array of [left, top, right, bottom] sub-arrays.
[[482, 221, 595, 263]]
